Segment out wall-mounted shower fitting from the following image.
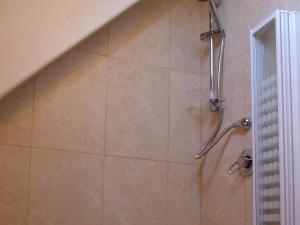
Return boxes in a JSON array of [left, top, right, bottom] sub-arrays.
[[195, 0, 227, 160], [199, 0, 225, 111], [228, 149, 253, 176]]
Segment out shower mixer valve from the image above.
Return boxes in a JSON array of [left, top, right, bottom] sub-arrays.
[[228, 149, 253, 176]]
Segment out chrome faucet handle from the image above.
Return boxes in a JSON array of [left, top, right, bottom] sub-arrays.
[[228, 149, 253, 176]]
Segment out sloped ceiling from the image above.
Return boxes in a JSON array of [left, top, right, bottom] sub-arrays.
[[0, 0, 139, 98]]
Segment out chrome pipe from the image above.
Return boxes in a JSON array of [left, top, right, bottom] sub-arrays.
[[209, 13, 215, 100], [217, 38, 224, 98]]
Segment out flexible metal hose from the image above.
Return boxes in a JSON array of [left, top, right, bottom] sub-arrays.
[[194, 116, 252, 159], [194, 104, 224, 159]]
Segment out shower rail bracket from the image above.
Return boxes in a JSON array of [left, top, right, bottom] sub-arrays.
[[200, 29, 225, 40]]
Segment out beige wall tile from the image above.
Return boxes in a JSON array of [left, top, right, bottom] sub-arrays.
[[77, 26, 109, 55], [106, 58, 169, 160], [220, 0, 248, 61], [243, 52, 252, 117], [222, 55, 248, 122], [171, 0, 209, 36], [0, 81, 33, 146], [200, 160, 245, 225], [245, 176, 253, 225], [242, 0, 279, 30], [168, 162, 201, 225], [33, 50, 107, 154], [0, 145, 30, 225], [29, 149, 103, 225], [169, 71, 201, 163], [109, 0, 170, 68], [103, 156, 168, 225], [171, 33, 204, 75]]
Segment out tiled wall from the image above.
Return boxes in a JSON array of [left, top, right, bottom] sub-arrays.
[[0, 0, 299, 225]]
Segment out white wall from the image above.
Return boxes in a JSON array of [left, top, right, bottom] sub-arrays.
[[0, 0, 138, 98]]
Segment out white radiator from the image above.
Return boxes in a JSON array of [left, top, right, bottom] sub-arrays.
[[251, 10, 300, 225]]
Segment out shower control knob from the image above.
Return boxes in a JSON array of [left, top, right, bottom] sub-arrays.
[[241, 118, 252, 130], [228, 148, 253, 176]]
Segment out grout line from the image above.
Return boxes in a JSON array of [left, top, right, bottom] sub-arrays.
[[75, 48, 109, 57], [166, 5, 171, 222], [100, 157, 106, 225], [30, 146, 104, 156], [167, 70, 171, 162], [100, 34, 110, 225], [105, 153, 168, 163], [243, 177, 248, 225], [169, 68, 201, 78], [26, 147, 33, 225], [0, 143, 32, 149], [0, 142, 237, 167], [166, 161, 170, 225], [107, 23, 112, 57], [108, 54, 202, 78], [27, 78, 36, 225], [109, 55, 170, 71], [30, 78, 36, 149], [2, 141, 237, 166]]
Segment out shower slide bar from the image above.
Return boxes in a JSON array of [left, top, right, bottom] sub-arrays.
[[194, 0, 251, 160]]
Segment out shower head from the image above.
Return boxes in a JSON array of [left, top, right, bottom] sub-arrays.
[[198, 0, 222, 7]]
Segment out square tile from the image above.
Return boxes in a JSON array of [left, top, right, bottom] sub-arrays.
[[171, 33, 204, 75], [168, 162, 201, 225], [77, 26, 109, 55], [242, 0, 279, 30], [0, 145, 30, 225], [218, 0, 245, 54], [109, 0, 171, 68], [169, 71, 201, 162], [200, 160, 245, 225], [106, 58, 169, 160], [103, 156, 168, 225], [0, 81, 33, 146], [29, 149, 103, 225], [171, 0, 208, 36], [245, 176, 253, 225], [33, 50, 107, 154], [242, 52, 252, 117]]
